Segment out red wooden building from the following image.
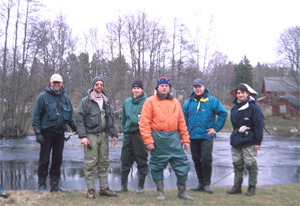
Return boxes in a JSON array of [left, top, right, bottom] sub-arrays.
[[272, 96, 300, 118], [260, 77, 299, 105]]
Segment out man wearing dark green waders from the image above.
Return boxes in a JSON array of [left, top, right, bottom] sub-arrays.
[[116, 79, 148, 194]]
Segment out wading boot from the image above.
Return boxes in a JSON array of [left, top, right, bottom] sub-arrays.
[[155, 181, 165, 201], [177, 181, 194, 201], [50, 176, 68, 193], [245, 185, 255, 196], [86, 189, 95, 199], [38, 176, 46, 194], [115, 178, 128, 193], [190, 182, 204, 191], [204, 185, 214, 194], [136, 175, 146, 194], [99, 187, 117, 197], [226, 185, 242, 194]]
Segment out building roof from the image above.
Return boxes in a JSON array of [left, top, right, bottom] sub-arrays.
[[278, 96, 300, 106], [263, 77, 298, 92]]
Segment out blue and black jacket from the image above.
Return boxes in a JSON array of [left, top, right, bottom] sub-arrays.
[[182, 87, 228, 139], [230, 96, 264, 148]]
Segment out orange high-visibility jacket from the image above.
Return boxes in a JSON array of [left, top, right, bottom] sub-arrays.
[[139, 93, 190, 145]]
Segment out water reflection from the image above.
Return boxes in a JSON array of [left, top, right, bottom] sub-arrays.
[[0, 132, 299, 190]]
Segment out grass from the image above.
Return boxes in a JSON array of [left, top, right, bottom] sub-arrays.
[[1, 184, 299, 205]]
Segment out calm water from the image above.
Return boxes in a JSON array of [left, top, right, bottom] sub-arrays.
[[0, 132, 299, 190]]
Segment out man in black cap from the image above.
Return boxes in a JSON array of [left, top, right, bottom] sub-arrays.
[[116, 79, 148, 194], [75, 77, 118, 199], [182, 78, 228, 194]]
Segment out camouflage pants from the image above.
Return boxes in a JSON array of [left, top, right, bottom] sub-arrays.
[[231, 145, 258, 186], [83, 132, 109, 190]]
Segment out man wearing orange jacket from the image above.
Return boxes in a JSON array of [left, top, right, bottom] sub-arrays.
[[139, 77, 193, 201]]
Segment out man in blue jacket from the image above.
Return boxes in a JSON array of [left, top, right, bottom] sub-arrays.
[[226, 83, 263, 196], [182, 79, 227, 194]]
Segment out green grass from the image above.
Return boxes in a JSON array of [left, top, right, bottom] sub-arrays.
[[1, 184, 299, 205]]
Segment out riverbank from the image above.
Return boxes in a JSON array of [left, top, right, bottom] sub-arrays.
[[1, 183, 299, 205]]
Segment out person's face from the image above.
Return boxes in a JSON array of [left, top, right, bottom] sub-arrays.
[[157, 84, 170, 96], [93, 80, 104, 93], [132, 87, 143, 98], [50, 81, 63, 92], [193, 85, 205, 96], [236, 89, 249, 102]]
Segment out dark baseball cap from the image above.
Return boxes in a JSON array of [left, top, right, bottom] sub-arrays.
[[193, 79, 204, 86]]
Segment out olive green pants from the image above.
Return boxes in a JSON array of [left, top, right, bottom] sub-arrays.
[[83, 132, 109, 190], [231, 145, 258, 186]]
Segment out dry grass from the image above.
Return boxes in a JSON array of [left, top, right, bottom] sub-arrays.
[[1, 183, 299, 205]]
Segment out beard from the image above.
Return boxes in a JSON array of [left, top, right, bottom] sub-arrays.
[[94, 88, 102, 94]]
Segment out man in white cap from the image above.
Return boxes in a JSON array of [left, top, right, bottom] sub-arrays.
[[32, 74, 77, 194]]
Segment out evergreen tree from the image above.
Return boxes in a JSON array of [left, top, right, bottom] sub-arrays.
[[234, 56, 253, 87]]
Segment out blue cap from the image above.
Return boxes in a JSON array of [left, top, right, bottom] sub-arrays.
[[193, 79, 204, 86]]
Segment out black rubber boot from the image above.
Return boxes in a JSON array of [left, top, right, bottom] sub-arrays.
[[177, 181, 194, 201], [245, 185, 255, 196], [38, 176, 46, 194], [115, 177, 128, 192], [50, 176, 68, 192], [226, 185, 242, 194], [155, 181, 165, 201], [136, 175, 146, 194]]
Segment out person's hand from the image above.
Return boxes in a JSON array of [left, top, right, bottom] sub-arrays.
[[36, 133, 45, 144], [146, 143, 154, 150], [254, 145, 261, 151], [112, 137, 118, 146], [207, 128, 216, 136], [182, 143, 190, 151], [80, 137, 90, 147]]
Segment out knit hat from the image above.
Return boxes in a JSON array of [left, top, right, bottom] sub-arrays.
[[91, 77, 104, 88], [156, 77, 172, 90], [132, 79, 143, 89]]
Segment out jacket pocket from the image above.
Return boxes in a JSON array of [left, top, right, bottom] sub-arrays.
[[86, 111, 101, 128], [46, 103, 58, 121], [62, 104, 72, 121]]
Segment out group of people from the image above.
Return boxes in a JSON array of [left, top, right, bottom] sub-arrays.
[[31, 74, 264, 201]]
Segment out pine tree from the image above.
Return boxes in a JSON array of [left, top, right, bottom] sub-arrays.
[[234, 56, 253, 87]]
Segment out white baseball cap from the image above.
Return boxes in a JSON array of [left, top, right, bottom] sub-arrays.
[[50, 74, 63, 82]]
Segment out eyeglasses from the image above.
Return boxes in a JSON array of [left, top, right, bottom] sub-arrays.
[[95, 83, 103, 87]]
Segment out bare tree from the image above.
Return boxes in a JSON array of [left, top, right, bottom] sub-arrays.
[[276, 25, 300, 91]]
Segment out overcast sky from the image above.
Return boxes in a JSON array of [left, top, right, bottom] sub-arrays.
[[42, 0, 300, 65]]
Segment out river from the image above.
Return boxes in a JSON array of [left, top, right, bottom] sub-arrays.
[[0, 132, 299, 190]]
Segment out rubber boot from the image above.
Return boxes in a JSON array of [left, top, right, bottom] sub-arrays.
[[204, 185, 214, 194], [115, 177, 128, 192], [190, 182, 204, 191], [155, 181, 165, 201], [177, 181, 194, 201], [50, 176, 68, 192], [136, 175, 146, 194], [38, 176, 46, 194]]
